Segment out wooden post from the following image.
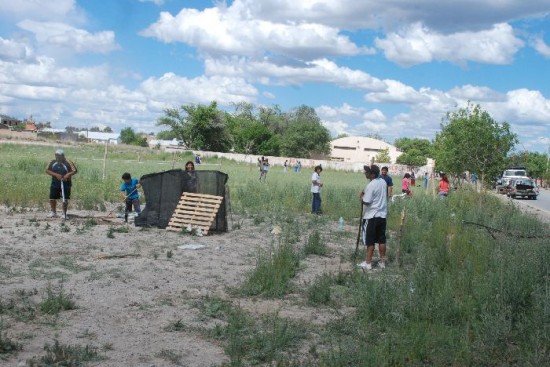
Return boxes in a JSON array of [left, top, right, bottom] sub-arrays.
[[171, 151, 176, 169], [395, 208, 406, 267], [102, 141, 108, 180]]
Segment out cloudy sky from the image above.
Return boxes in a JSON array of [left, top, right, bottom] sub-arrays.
[[0, 0, 549, 153]]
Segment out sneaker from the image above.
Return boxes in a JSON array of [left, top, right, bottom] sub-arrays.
[[378, 261, 386, 269], [357, 261, 372, 270], [47, 211, 58, 218]]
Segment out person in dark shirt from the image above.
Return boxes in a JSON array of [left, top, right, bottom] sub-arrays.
[[380, 166, 393, 198], [185, 161, 198, 192], [46, 149, 77, 219]]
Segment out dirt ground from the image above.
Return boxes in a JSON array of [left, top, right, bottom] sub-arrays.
[[0, 206, 355, 366]]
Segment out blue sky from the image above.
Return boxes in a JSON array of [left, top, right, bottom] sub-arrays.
[[0, 0, 549, 153]]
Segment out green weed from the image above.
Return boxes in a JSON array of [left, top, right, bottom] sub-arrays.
[[240, 241, 300, 298], [303, 230, 327, 256], [39, 283, 77, 315], [306, 273, 333, 305], [26, 339, 104, 366]]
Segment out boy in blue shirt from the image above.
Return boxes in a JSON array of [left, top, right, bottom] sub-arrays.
[[120, 173, 141, 221]]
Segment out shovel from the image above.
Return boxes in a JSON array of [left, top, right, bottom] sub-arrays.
[[60, 178, 67, 220]]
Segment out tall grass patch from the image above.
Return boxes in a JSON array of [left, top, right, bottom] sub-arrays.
[[239, 241, 300, 298], [313, 190, 549, 365]]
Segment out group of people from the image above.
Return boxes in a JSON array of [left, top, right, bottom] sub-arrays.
[[46, 149, 201, 220], [310, 164, 452, 270]]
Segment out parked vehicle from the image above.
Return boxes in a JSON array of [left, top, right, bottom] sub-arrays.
[[496, 166, 528, 194], [506, 178, 539, 200]]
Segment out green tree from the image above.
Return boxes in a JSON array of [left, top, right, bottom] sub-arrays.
[[157, 101, 232, 152], [103, 126, 113, 133], [120, 127, 138, 145], [508, 151, 548, 178], [375, 148, 392, 163], [433, 103, 517, 185], [280, 105, 331, 158], [394, 137, 432, 166], [396, 149, 427, 166]]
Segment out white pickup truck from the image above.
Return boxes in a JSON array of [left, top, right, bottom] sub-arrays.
[[496, 166, 529, 194]]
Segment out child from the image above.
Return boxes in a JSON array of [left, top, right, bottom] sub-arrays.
[[120, 172, 141, 220]]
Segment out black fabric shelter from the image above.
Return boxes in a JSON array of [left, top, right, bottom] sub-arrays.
[[134, 169, 228, 231]]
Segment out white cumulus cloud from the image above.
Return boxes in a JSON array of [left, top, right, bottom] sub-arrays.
[[375, 23, 524, 66], [140, 6, 366, 60], [0, 0, 84, 23], [0, 37, 34, 62], [205, 57, 386, 91], [140, 72, 258, 107], [18, 20, 119, 54]]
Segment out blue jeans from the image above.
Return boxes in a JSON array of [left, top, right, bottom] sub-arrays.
[[312, 193, 321, 214]]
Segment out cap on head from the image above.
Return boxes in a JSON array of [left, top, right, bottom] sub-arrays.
[[55, 149, 64, 156]]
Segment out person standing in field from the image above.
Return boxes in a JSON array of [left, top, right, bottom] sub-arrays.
[[380, 166, 393, 198], [358, 165, 387, 270], [261, 159, 270, 182], [46, 149, 77, 219], [438, 172, 450, 199], [311, 165, 323, 214], [402, 173, 411, 195], [283, 160, 288, 173], [410, 171, 416, 187], [184, 161, 198, 192], [120, 173, 141, 220]]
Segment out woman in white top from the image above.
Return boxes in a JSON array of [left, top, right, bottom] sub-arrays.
[[311, 165, 323, 214]]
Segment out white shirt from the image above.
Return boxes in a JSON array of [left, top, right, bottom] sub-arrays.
[[362, 177, 387, 219], [311, 172, 321, 193]]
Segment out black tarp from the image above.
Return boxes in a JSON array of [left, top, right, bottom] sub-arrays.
[[134, 169, 228, 231]]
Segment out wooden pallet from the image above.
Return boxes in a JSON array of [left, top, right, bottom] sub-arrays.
[[166, 192, 223, 235]]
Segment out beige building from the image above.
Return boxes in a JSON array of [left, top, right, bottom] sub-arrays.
[[330, 136, 402, 163]]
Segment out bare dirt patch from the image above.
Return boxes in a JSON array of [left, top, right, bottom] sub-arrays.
[[0, 207, 355, 366]]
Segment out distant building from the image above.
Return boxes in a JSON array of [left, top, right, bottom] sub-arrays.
[[0, 114, 21, 129], [148, 138, 185, 151], [330, 136, 402, 164], [78, 131, 120, 144]]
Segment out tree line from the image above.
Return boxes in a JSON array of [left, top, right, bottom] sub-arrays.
[[156, 102, 332, 158]]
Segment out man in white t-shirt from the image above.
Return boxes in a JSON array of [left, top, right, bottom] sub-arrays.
[[358, 164, 388, 270], [311, 165, 323, 214]]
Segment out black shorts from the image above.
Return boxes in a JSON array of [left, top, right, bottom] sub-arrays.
[[49, 184, 71, 200], [363, 217, 386, 246]]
